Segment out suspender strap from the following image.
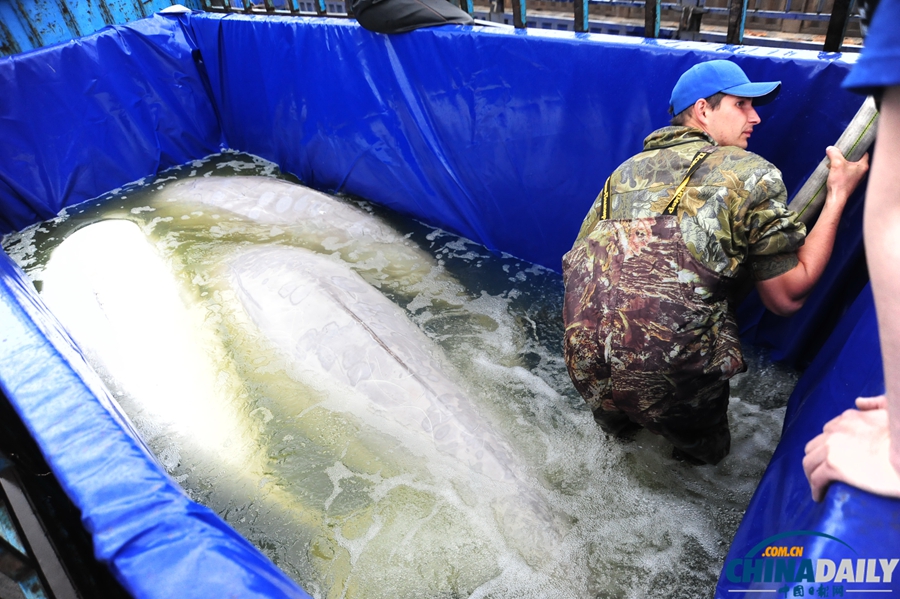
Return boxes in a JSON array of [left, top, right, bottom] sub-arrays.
[[596, 148, 714, 221], [599, 177, 611, 221], [664, 149, 712, 215]]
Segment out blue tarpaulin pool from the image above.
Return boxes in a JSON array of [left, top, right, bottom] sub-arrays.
[[0, 9, 898, 598]]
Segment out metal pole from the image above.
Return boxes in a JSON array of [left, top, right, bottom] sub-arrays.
[[644, 0, 660, 38], [0, 462, 79, 599], [824, 0, 855, 52], [726, 0, 747, 44], [677, 0, 703, 40], [575, 0, 589, 32], [490, 0, 505, 23], [512, 0, 526, 28]]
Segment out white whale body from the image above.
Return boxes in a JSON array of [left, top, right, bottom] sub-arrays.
[[39, 219, 254, 466], [37, 220, 503, 594], [156, 176, 402, 244], [226, 246, 564, 560], [145, 175, 444, 297], [230, 246, 515, 480], [36, 193, 562, 595]]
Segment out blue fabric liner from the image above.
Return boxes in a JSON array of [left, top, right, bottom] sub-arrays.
[[0, 13, 224, 234], [0, 10, 895, 598], [737, 179, 868, 367], [716, 284, 900, 595], [0, 250, 312, 599]]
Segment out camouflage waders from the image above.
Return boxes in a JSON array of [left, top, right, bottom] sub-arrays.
[[563, 151, 745, 465]]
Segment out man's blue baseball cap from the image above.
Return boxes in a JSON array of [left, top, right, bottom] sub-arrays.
[[669, 60, 781, 115]]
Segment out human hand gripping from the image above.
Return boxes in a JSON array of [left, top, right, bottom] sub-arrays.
[[824, 146, 870, 210], [754, 147, 869, 318], [802, 395, 900, 502]]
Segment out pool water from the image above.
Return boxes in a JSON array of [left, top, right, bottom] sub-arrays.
[[2, 151, 800, 599]]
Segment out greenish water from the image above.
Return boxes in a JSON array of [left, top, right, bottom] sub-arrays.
[[2, 151, 800, 599]]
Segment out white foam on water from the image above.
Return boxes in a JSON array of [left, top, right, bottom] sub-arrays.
[[2, 153, 798, 599]]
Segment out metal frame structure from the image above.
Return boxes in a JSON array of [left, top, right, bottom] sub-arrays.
[[0, 455, 78, 599], [201, 0, 347, 17], [199, 0, 860, 51], [0, 390, 133, 599], [0, 0, 860, 55], [633, 0, 859, 49]]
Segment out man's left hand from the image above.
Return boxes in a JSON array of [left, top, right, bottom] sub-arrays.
[[802, 395, 900, 502]]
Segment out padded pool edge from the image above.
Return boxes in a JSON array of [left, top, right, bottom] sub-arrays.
[[0, 252, 313, 599]]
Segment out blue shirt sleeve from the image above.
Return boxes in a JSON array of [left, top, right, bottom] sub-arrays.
[[843, 0, 900, 94]]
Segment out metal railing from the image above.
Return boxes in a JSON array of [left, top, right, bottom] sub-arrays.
[[0, 0, 861, 56], [201, 0, 352, 17], [200, 0, 861, 51], [635, 0, 858, 49]]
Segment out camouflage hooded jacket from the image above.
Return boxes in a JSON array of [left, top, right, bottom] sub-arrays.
[[562, 127, 807, 402], [573, 126, 806, 287]]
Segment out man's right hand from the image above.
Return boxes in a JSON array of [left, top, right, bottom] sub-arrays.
[[823, 145, 869, 212], [756, 147, 869, 317]]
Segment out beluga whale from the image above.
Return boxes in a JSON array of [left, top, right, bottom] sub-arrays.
[[36, 217, 515, 597], [148, 175, 436, 288], [224, 245, 565, 565], [30, 172, 566, 597]]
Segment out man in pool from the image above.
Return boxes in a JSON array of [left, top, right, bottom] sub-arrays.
[[563, 60, 869, 465]]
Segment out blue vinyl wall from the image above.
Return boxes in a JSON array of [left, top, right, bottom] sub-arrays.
[[717, 284, 900, 597], [0, 10, 897, 599]]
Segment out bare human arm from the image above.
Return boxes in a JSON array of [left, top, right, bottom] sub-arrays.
[[756, 146, 869, 317], [802, 85, 900, 502]]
